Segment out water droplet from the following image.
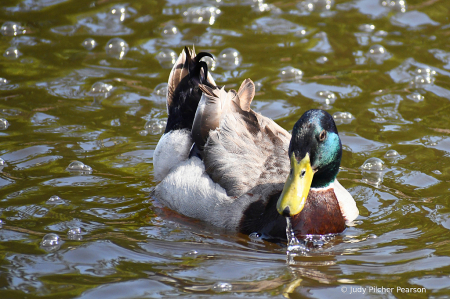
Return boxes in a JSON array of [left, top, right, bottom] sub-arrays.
[[316, 56, 328, 64], [67, 161, 92, 173], [105, 38, 129, 60], [40, 233, 61, 251], [67, 227, 82, 240], [82, 38, 97, 50], [4, 47, 22, 59], [212, 282, 232, 292], [218, 48, 242, 70], [361, 157, 385, 171], [161, 25, 178, 36], [1, 21, 25, 36], [156, 48, 177, 69], [46, 195, 64, 205], [144, 119, 166, 135], [359, 24, 375, 32], [406, 92, 424, 102], [279, 66, 303, 81], [183, 6, 221, 25], [432, 170, 442, 175], [88, 82, 113, 98]]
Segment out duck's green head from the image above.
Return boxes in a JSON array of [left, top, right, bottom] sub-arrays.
[[276, 109, 342, 217]]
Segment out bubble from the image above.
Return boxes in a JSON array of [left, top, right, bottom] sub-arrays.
[[152, 83, 168, 104], [297, 0, 335, 12], [406, 92, 424, 102], [40, 233, 61, 252], [1, 21, 25, 36], [144, 119, 166, 135], [384, 149, 398, 157], [380, 0, 407, 13], [316, 90, 336, 104], [0, 118, 10, 130], [46, 195, 64, 205], [105, 38, 129, 60], [333, 112, 354, 124], [88, 81, 113, 98], [110, 5, 127, 22], [249, 232, 261, 239], [316, 56, 328, 64], [184, 249, 198, 256], [369, 44, 386, 55], [411, 75, 434, 88], [0, 78, 10, 86], [212, 282, 232, 292], [279, 66, 303, 81], [374, 30, 388, 37], [156, 48, 177, 69], [4, 47, 22, 59], [82, 38, 97, 50], [0, 219, 3, 228], [161, 25, 178, 36], [183, 6, 221, 25], [252, 2, 280, 13], [368, 234, 377, 239], [67, 161, 92, 173], [361, 158, 385, 186], [359, 24, 375, 32], [201, 54, 216, 71], [218, 48, 242, 70], [361, 157, 385, 171], [0, 158, 5, 166], [67, 227, 82, 240], [415, 67, 436, 76], [366, 44, 391, 64]]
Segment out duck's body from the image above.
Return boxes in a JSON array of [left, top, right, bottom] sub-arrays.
[[153, 47, 358, 240]]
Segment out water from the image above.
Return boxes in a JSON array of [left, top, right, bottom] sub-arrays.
[[1, 0, 450, 297]]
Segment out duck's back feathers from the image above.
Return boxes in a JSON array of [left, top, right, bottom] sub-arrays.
[[202, 91, 292, 197]]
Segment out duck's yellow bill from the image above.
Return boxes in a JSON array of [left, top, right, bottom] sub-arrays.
[[276, 153, 314, 216]]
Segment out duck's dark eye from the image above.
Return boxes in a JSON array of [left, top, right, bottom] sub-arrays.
[[300, 170, 306, 178], [319, 130, 327, 142]]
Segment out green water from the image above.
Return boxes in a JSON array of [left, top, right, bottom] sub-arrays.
[[1, 0, 450, 298]]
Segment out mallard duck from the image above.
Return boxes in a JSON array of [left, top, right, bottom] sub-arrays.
[[153, 47, 359, 240]]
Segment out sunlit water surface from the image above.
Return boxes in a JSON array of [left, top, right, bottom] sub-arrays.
[[1, 0, 450, 298]]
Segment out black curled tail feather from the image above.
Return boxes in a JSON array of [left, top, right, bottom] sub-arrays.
[[164, 47, 216, 133]]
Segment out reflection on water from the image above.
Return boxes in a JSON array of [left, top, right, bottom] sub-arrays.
[[1, 0, 450, 297]]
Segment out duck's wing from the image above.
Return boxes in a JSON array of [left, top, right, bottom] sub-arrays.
[[195, 79, 291, 197], [165, 47, 216, 133], [333, 179, 359, 222]]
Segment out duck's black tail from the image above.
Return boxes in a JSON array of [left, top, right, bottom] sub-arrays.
[[164, 47, 215, 133]]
